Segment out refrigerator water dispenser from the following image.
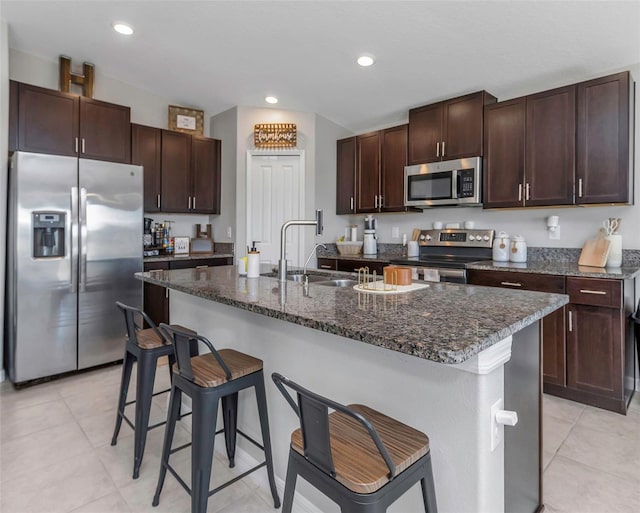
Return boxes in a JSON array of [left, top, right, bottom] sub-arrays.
[[33, 211, 65, 258]]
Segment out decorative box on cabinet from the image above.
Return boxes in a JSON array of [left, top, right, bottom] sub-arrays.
[[408, 90, 496, 165], [11, 80, 131, 163]]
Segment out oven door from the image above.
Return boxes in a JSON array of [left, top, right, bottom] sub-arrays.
[[392, 265, 467, 284]]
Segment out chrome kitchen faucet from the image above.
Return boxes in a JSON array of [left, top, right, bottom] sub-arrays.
[[278, 210, 324, 282]]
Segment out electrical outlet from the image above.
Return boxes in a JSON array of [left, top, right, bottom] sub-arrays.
[[227, 226, 232, 238], [549, 226, 560, 240], [490, 398, 504, 452], [392, 226, 400, 238]]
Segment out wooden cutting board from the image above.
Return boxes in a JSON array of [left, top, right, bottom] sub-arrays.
[[578, 236, 611, 267]]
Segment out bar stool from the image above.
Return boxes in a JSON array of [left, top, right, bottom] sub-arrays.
[[272, 373, 438, 513], [153, 324, 280, 513], [110, 301, 195, 479]]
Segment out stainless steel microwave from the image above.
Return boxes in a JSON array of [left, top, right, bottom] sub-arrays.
[[404, 157, 482, 208]]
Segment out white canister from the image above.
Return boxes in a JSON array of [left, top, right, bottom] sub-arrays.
[[492, 232, 510, 262], [350, 225, 358, 242], [510, 235, 527, 263], [407, 240, 419, 257], [247, 251, 260, 278], [606, 235, 622, 267]]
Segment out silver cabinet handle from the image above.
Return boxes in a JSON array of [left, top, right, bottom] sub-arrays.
[[193, 196, 196, 209], [436, 142, 440, 157], [374, 195, 378, 208], [442, 141, 446, 157], [165, 288, 169, 298], [501, 281, 522, 287], [320, 265, 333, 269], [70, 187, 78, 291], [75, 137, 79, 154], [79, 187, 87, 292], [81, 138, 86, 154], [518, 184, 523, 201], [188, 196, 191, 209], [195, 265, 209, 269], [379, 195, 383, 208], [148, 268, 164, 272], [525, 183, 531, 201], [350, 196, 354, 211], [568, 310, 573, 332], [157, 194, 160, 208], [579, 289, 607, 295], [578, 178, 583, 197]]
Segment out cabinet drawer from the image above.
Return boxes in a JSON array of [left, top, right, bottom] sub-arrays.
[[317, 258, 337, 271], [143, 261, 169, 272], [337, 259, 386, 275], [169, 258, 231, 270], [566, 277, 621, 308], [467, 270, 565, 293]]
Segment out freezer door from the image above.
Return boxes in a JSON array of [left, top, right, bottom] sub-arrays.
[[7, 152, 78, 382], [78, 159, 143, 369]]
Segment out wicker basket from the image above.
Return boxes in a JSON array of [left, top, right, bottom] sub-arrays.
[[336, 241, 363, 255]]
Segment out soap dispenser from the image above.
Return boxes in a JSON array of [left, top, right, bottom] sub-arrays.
[[247, 241, 260, 278]]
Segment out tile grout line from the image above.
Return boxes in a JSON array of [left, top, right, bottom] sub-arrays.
[[550, 453, 640, 486]]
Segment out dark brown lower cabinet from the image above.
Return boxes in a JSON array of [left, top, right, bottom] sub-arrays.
[[317, 258, 337, 271], [316, 257, 387, 275], [143, 257, 233, 326], [542, 307, 567, 387]]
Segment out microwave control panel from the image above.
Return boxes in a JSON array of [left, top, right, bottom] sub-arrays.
[[458, 169, 475, 198]]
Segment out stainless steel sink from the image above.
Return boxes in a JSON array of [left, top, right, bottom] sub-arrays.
[[287, 274, 328, 283], [315, 279, 358, 287]]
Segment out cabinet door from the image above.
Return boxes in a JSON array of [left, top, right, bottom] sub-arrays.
[[316, 258, 337, 271], [79, 97, 131, 163], [442, 91, 489, 160], [143, 262, 169, 327], [483, 98, 526, 208], [525, 86, 575, 206], [191, 136, 220, 214], [576, 71, 632, 204], [356, 131, 381, 213], [161, 130, 192, 212], [542, 307, 567, 386], [8, 80, 18, 152], [132, 124, 162, 212], [408, 102, 442, 164], [567, 304, 623, 399], [380, 124, 407, 212], [17, 82, 79, 157], [336, 137, 356, 214]]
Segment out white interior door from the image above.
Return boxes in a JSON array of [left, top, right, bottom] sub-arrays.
[[247, 154, 304, 266]]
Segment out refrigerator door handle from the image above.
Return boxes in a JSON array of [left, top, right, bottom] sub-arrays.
[[71, 187, 79, 291], [79, 187, 88, 292]]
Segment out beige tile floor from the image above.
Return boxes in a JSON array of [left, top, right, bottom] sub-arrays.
[[1, 363, 639, 513]]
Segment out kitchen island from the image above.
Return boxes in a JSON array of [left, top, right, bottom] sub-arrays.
[[136, 265, 568, 513]]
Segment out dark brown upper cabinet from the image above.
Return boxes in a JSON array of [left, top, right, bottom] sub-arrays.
[[191, 136, 221, 214], [12, 81, 130, 163], [408, 90, 497, 165], [483, 97, 526, 208], [576, 71, 633, 205], [356, 131, 381, 213], [336, 137, 356, 214], [161, 130, 192, 213], [133, 125, 222, 214], [380, 124, 408, 212], [525, 85, 576, 206], [132, 124, 162, 212]]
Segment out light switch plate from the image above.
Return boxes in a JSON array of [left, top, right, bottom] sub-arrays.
[[549, 226, 561, 240]]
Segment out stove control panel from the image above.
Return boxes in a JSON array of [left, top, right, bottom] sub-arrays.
[[418, 229, 494, 248]]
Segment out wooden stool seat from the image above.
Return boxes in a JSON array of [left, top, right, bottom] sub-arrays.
[[135, 324, 193, 349], [173, 349, 263, 387], [291, 404, 429, 493]]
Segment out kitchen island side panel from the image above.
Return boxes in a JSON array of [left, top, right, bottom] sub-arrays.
[[170, 289, 508, 513]]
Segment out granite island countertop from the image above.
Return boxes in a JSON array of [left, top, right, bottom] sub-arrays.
[[467, 260, 640, 280], [135, 265, 568, 365]]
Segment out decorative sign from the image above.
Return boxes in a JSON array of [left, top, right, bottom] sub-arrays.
[[254, 123, 297, 148], [168, 105, 204, 136]]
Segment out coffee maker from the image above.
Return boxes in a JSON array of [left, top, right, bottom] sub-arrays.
[[363, 215, 377, 255], [143, 217, 153, 247]]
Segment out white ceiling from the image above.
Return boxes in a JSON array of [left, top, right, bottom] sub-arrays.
[[2, 1, 640, 132]]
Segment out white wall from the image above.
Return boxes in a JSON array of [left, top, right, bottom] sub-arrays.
[[319, 62, 640, 252], [0, 20, 9, 380], [210, 107, 237, 243]]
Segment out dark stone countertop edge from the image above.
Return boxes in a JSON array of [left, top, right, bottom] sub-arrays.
[[135, 270, 568, 365], [144, 253, 234, 263], [467, 261, 640, 280]]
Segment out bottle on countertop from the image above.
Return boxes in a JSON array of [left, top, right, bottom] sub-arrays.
[[247, 241, 260, 278]]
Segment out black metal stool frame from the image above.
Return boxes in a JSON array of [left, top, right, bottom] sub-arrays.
[[272, 372, 438, 513], [111, 301, 184, 479], [153, 325, 280, 513]]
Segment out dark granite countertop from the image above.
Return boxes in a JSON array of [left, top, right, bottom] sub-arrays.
[[318, 252, 397, 263], [467, 260, 640, 280], [144, 253, 234, 263], [135, 265, 567, 365]]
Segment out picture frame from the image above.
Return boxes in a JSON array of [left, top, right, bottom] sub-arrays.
[[168, 105, 204, 136], [173, 236, 191, 256]]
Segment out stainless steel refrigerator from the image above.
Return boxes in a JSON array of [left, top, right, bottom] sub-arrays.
[[6, 151, 143, 383]]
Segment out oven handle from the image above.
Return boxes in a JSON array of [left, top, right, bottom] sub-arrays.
[[435, 269, 466, 279], [455, 171, 461, 198]]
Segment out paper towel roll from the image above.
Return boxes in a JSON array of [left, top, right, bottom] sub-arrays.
[[247, 251, 260, 278]]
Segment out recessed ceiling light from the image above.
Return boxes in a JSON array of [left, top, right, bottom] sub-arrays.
[[357, 55, 374, 67], [265, 96, 278, 104], [113, 23, 134, 36]]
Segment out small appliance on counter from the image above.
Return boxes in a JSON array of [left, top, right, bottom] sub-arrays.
[[363, 215, 377, 255], [144, 217, 154, 247]]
